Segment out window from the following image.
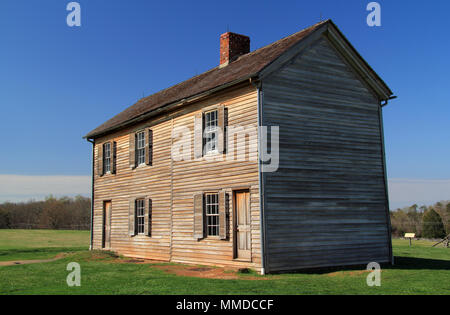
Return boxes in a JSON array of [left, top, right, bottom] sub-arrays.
[[205, 193, 219, 236], [103, 142, 111, 174], [204, 110, 218, 154], [135, 199, 145, 235], [136, 131, 145, 165]]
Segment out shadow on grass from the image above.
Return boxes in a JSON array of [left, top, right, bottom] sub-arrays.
[[276, 256, 450, 275], [390, 256, 450, 271]]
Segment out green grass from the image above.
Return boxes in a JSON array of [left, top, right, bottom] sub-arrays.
[[0, 230, 448, 295], [0, 229, 89, 261]]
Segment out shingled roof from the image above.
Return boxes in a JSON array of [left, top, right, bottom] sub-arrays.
[[85, 19, 395, 139], [85, 20, 331, 139]]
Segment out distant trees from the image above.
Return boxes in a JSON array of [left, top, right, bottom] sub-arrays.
[[390, 200, 450, 239], [0, 196, 90, 230], [0, 208, 10, 228], [422, 209, 446, 239]]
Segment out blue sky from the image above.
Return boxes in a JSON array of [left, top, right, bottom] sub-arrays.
[[0, 0, 449, 208]]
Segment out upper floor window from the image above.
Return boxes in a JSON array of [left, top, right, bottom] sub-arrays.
[[129, 129, 153, 169], [98, 141, 116, 176], [205, 193, 219, 236], [103, 142, 111, 174], [193, 106, 225, 159], [204, 110, 218, 154], [136, 131, 146, 165], [135, 199, 145, 235]]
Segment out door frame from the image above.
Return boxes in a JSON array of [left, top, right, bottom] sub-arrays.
[[102, 200, 112, 249], [232, 189, 251, 261]]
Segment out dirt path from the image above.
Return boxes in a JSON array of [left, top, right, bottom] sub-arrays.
[[0, 253, 66, 267]]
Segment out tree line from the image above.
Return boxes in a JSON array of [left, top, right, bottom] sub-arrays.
[[0, 195, 90, 230], [390, 201, 449, 239]]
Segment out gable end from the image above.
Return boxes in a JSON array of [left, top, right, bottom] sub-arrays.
[[259, 21, 394, 103]]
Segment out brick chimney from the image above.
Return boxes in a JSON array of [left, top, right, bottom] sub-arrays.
[[220, 32, 250, 66]]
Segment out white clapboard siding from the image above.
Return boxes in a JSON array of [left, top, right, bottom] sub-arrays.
[[93, 84, 262, 269]]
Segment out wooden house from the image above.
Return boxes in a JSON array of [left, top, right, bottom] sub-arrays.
[[84, 20, 395, 274]]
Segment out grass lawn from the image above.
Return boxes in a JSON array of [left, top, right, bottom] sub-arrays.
[[0, 229, 89, 261], [0, 230, 448, 295]]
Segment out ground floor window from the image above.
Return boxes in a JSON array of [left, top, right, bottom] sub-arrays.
[[135, 199, 145, 235], [205, 193, 219, 236]]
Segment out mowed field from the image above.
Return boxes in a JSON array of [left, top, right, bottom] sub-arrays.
[[0, 229, 89, 261], [0, 229, 449, 295]]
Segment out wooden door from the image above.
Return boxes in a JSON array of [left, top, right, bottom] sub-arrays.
[[235, 191, 251, 260], [103, 201, 112, 249]]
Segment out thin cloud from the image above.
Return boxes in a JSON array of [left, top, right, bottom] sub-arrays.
[[0, 175, 91, 203], [388, 178, 450, 209]]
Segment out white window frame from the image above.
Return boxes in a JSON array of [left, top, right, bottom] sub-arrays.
[[135, 199, 145, 235], [205, 193, 219, 237], [103, 142, 111, 174], [204, 110, 218, 155], [136, 131, 146, 166]]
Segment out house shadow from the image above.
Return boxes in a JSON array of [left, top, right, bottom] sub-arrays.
[[282, 256, 450, 275], [388, 256, 450, 271]]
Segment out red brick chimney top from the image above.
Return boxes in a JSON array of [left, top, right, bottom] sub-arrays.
[[220, 32, 250, 66]]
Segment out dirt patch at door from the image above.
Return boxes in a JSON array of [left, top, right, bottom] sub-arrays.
[[152, 264, 271, 280], [87, 251, 272, 280]]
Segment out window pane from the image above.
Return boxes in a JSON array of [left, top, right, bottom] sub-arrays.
[[205, 193, 219, 236], [136, 131, 145, 165], [103, 143, 111, 173], [204, 110, 218, 154], [136, 199, 145, 234]]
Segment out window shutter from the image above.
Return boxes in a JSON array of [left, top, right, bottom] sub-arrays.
[[194, 113, 203, 159], [217, 105, 225, 154], [129, 133, 136, 169], [193, 193, 204, 240], [111, 141, 117, 174], [219, 190, 227, 240], [129, 198, 136, 236], [146, 129, 153, 166], [97, 144, 104, 177], [144, 198, 152, 236]]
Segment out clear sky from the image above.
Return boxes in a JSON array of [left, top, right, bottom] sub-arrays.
[[1, 0, 449, 208]]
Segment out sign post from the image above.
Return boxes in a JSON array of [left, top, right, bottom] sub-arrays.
[[404, 233, 415, 246]]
